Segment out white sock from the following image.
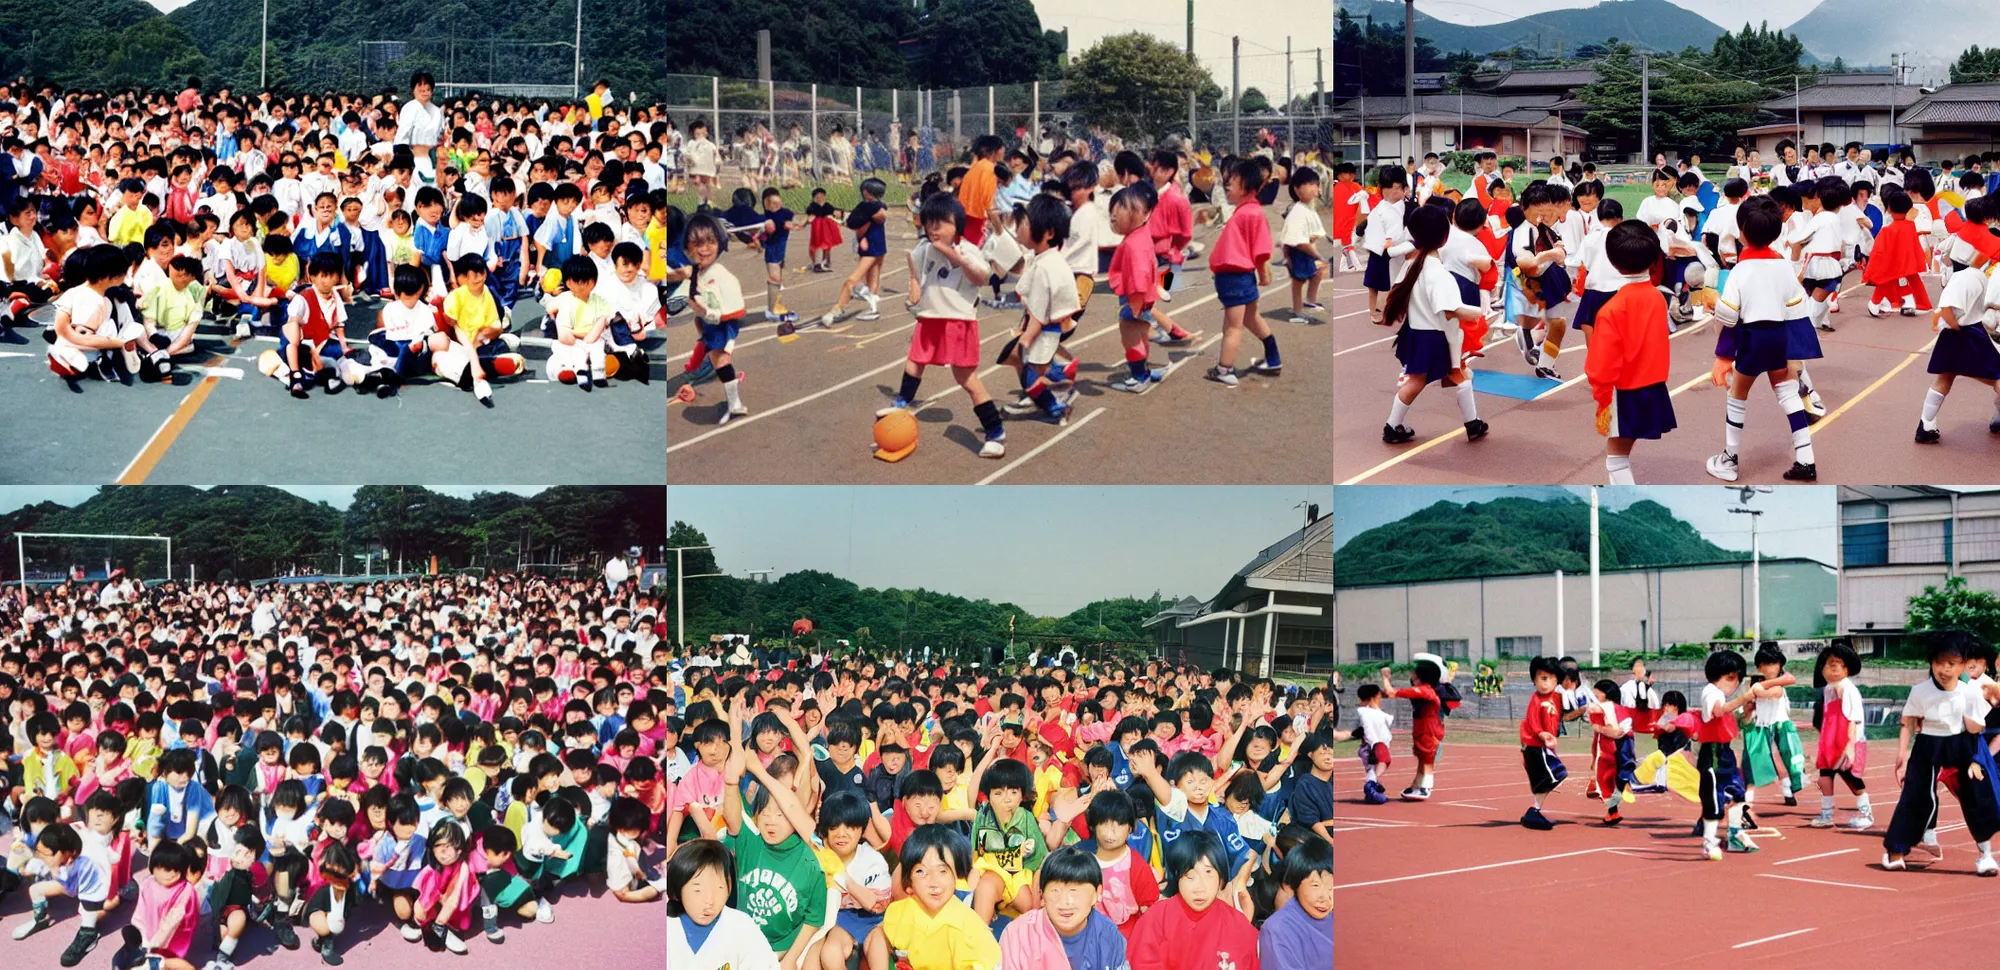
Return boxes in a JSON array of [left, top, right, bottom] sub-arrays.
[[1856, 793, 1872, 814], [1809, 296, 1829, 328], [1388, 397, 1411, 428], [79, 910, 98, 929], [1774, 379, 1813, 463], [1703, 818, 1719, 841], [1981, 840, 1993, 855], [1532, 793, 1546, 810], [723, 378, 744, 410], [1604, 794, 1618, 810], [220, 935, 239, 956], [1798, 366, 1823, 406], [1924, 827, 1937, 845], [1779, 778, 1792, 799], [1420, 770, 1434, 792], [1606, 454, 1634, 484], [1724, 395, 1746, 455], [1821, 794, 1835, 813], [1456, 382, 1478, 421], [1922, 388, 1945, 430], [1727, 803, 1744, 831], [1744, 788, 1756, 806], [1364, 765, 1378, 784]]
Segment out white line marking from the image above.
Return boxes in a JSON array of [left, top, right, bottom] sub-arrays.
[[117, 410, 180, 483], [0, 351, 34, 359], [192, 367, 243, 380], [1335, 334, 1395, 357], [1734, 928, 1816, 949], [1773, 848, 1858, 866], [1756, 873, 1895, 892], [976, 408, 1106, 484], [1334, 847, 1618, 890], [1440, 801, 1501, 811]]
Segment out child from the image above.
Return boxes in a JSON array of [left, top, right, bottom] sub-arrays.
[[1585, 220, 1677, 484], [605, 797, 665, 902], [1106, 184, 1172, 393], [546, 254, 614, 391], [1793, 177, 1850, 334], [1583, 680, 1636, 825], [1329, 162, 1367, 273], [1704, 195, 1820, 482], [812, 791, 891, 970], [754, 187, 805, 322], [439, 255, 527, 405], [969, 757, 1049, 923], [869, 825, 1000, 970], [1348, 684, 1393, 805], [46, 245, 147, 390], [823, 178, 889, 324], [9, 820, 111, 965], [805, 187, 841, 272], [1362, 165, 1410, 324], [684, 214, 749, 422], [1866, 186, 1928, 317], [876, 193, 1006, 457], [1078, 791, 1159, 938], [1519, 656, 1568, 830], [1257, 840, 1333, 970], [1206, 159, 1279, 388], [667, 840, 778, 970], [1740, 644, 1805, 819], [109, 840, 200, 970], [1694, 650, 1758, 859], [410, 820, 475, 953], [1506, 183, 1572, 380], [145, 749, 214, 852], [1884, 632, 2000, 874], [303, 840, 361, 965], [718, 704, 829, 970], [275, 252, 352, 398], [206, 827, 265, 970], [1914, 238, 2000, 444], [997, 845, 1128, 970], [1379, 655, 1447, 800], [1812, 642, 1873, 830], [1126, 831, 1260, 970], [1381, 204, 1486, 445], [998, 194, 1080, 427], [1443, 198, 1496, 358]]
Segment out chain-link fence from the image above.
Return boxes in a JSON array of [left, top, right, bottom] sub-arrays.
[[358, 40, 581, 100], [663, 73, 1337, 193]]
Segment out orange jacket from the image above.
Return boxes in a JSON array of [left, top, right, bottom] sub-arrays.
[[1586, 281, 1672, 407]]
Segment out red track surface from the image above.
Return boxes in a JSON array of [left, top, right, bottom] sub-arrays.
[[1332, 264, 2000, 484], [1335, 738, 2000, 966]]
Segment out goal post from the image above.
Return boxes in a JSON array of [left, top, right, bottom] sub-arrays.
[[14, 532, 172, 592]]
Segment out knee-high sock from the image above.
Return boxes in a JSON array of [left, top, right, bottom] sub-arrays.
[[724, 376, 744, 410], [1774, 379, 1814, 463], [1724, 395, 1747, 456], [1456, 382, 1477, 421], [1606, 454, 1634, 484], [1388, 396, 1411, 429], [1922, 388, 1946, 430]]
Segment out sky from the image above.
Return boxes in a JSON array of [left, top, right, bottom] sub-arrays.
[[1392, 0, 1820, 31], [0, 485, 484, 516], [1033, 0, 1335, 103], [1332, 486, 1840, 563], [668, 486, 1332, 615]]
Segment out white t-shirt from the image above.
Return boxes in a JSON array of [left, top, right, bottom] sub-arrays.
[[1441, 227, 1490, 285], [1062, 197, 1105, 275], [1712, 258, 1807, 325], [1942, 266, 1987, 326], [1619, 679, 1659, 711], [682, 137, 719, 177], [395, 99, 444, 148], [668, 907, 780, 970], [1355, 705, 1394, 746], [1636, 194, 1682, 230], [53, 285, 111, 350], [377, 299, 436, 343], [1015, 247, 1079, 327], [1903, 677, 1988, 737], [1403, 255, 1465, 333], [1279, 203, 1325, 248], [2, 225, 45, 283], [1751, 678, 1791, 727], [827, 842, 891, 912], [608, 274, 662, 329]]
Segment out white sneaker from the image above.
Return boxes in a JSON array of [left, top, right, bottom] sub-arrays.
[[1980, 854, 1998, 876], [1809, 810, 1836, 828], [400, 923, 423, 943], [979, 438, 1005, 458], [1157, 285, 1172, 303], [535, 899, 555, 924], [1850, 812, 1875, 831], [444, 931, 467, 955], [716, 404, 749, 426], [1916, 841, 1944, 862], [1286, 314, 1311, 324], [1705, 451, 1740, 482], [854, 284, 872, 301], [1881, 853, 1906, 871], [820, 310, 839, 326], [473, 379, 492, 402], [864, 293, 880, 316], [1868, 301, 1886, 318]]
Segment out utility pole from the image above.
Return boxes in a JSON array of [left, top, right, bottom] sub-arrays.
[[1286, 36, 1294, 153], [1640, 54, 1649, 167], [573, 0, 582, 99], [1730, 507, 1764, 640], [1233, 35, 1241, 154], [1188, 0, 1197, 145], [1590, 486, 1601, 666], [1405, 0, 1416, 160], [261, 0, 269, 89]]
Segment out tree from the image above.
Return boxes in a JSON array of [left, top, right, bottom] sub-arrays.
[[1906, 577, 2000, 649], [1577, 25, 1807, 158], [1952, 46, 2000, 84], [1239, 87, 1270, 114], [1061, 32, 1215, 143], [915, 0, 1062, 87]]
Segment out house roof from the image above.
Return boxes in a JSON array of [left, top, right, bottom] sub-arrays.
[[1142, 515, 1332, 627], [1736, 122, 1799, 136], [1759, 82, 1924, 112], [1481, 68, 1600, 92], [1331, 94, 1588, 135], [1333, 556, 1834, 590], [1900, 84, 2000, 126]]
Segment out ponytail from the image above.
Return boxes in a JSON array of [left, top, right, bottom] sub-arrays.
[[1382, 204, 1451, 329]]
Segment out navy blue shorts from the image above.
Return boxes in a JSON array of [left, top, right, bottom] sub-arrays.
[[1931, 322, 2000, 380], [1783, 317, 1824, 360], [1803, 277, 1840, 297], [1604, 382, 1677, 440], [1097, 249, 1115, 275], [764, 239, 788, 266], [1287, 248, 1321, 282], [1524, 745, 1569, 795], [1364, 251, 1392, 291], [1215, 270, 1260, 308], [698, 318, 741, 352], [1454, 274, 1479, 308], [1394, 327, 1452, 383], [1697, 741, 1745, 819], [1573, 288, 1612, 330], [1733, 322, 1792, 377]]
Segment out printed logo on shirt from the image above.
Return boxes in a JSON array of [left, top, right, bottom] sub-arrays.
[[740, 867, 802, 926]]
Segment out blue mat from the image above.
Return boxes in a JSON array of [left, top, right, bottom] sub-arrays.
[[1471, 369, 1562, 400]]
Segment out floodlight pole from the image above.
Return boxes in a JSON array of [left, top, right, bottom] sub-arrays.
[[1731, 506, 1764, 640], [670, 545, 724, 650], [1590, 485, 1601, 667]]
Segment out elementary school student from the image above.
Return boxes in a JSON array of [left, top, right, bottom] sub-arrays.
[[1206, 158, 1280, 388], [1585, 220, 1677, 484], [1741, 644, 1805, 819], [1330, 162, 1367, 273], [1362, 166, 1410, 324], [1519, 656, 1568, 830], [1694, 650, 1757, 860], [870, 825, 1002, 970], [997, 845, 1128, 970], [1351, 684, 1393, 805], [1882, 632, 2000, 874], [683, 213, 749, 423], [1381, 204, 1485, 445], [1812, 642, 1873, 829], [1584, 679, 1636, 825], [1914, 234, 2000, 444], [1704, 195, 1820, 482], [875, 193, 1007, 457]]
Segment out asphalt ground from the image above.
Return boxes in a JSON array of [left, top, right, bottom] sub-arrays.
[[1332, 263, 2000, 485], [664, 207, 1333, 484], [0, 299, 665, 487]]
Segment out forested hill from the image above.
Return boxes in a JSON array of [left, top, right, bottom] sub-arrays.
[[1335, 496, 1745, 586]]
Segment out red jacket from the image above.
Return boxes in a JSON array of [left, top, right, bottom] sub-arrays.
[[1586, 281, 1672, 409]]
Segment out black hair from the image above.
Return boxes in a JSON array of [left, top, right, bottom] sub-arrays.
[[898, 769, 945, 802], [816, 790, 873, 837], [1452, 197, 1486, 232], [1926, 629, 1981, 664], [1528, 656, 1562, 680], [1704, 649, 1748, 683], [980, 758, 1033, 799], [1162, 829, 1232, 897], [687, 718, 729, 746], [1086, 789, 1137, 831], [1280, 836, 1334, 891], [898, 824, 972, 888], [1025, 194, 1069, 248], [1737, 196, 1783, 248], [918, 192, 967, 237], [1038, 845, 1104, 890], [1380, 204, 1450, 327], [1605, 220, 1660, 276], [607, 795, 650, 834], [665, 838, 733, 919], [1754, 643, 1787, 668], [1592, 679, 1620, 699]]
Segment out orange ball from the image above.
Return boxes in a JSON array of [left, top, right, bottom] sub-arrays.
[[873, 409, 918, 462]]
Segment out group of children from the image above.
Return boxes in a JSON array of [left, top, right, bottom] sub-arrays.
[[1351, 635, 2000, 876], [1336, 139, 2000, 481], [662, 656, 1337, 970], [0, 571, 671, 969], [677, 137, 1333, 457], [0, 76, 673, 403]]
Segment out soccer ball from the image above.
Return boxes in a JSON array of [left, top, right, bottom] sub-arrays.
[[872, 409, 918, 462]]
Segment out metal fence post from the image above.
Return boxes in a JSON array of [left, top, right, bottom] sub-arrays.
[[810, 83, 819, 182], [988, 85, 995, 137], [952, 90, 961, 158], [854, 86, 862, 153], [1032, 81, 1040, 148], [767, 79, 775, 142], [711, 76, 721, 149]]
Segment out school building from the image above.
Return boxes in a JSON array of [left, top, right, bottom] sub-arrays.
[[1330, 91, 1588, 164], [1736, 74, 1924, 157], [1837, 486, 2000, 656], [1142, 509, 1333, 675], [1330, 557, 1838, 665]]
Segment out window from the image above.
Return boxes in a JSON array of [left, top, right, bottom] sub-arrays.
[[1843, 521, 1888, 567], [1355, 642, 1394, 663], [1426, 638, 1469, 660], [1959, 516, 2000, 564], [1278, 625, 1333, 648], [1821, 111, 1867, 144], [1495, 636, 1543, 657], [1889, 519, 1950, 565]]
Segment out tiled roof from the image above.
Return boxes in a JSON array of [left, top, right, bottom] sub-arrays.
[[1759, 83, 1924, 112], [1900, 100, 2000, 126], [1485, 68, 1600, 91]]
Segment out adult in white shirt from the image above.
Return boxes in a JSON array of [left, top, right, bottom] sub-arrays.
[[394, 72, 445, 185]]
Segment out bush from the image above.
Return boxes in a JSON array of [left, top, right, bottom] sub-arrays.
[[1440, 150, 1523, 174]]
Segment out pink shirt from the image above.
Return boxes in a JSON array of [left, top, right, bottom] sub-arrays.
[[414, 859, 475, 929], [667, 760, 724, 822], [1210, 200, 1273, 274], [1152, 183, 1192, 263], [135, 877, 202, 957], [1109, 223, 1158, 303]]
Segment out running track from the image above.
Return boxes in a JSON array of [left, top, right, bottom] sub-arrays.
[[1335, 737, 2000, 966], [1332, 265, 2000, 484], [665, 211, 1333, 484]]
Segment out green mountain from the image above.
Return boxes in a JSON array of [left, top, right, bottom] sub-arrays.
[[2, 485, 662, 583], [1334, 496, 1743, 587], [1337, 0, 1728, 57]]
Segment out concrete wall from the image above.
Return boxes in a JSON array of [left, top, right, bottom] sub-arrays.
[[1332, 562, 1835, 664]]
